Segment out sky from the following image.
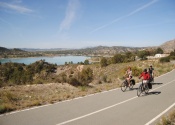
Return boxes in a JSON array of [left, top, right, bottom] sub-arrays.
[[0, 0, 175, 49]]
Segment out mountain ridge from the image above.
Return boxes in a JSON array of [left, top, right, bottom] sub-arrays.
[[0, 39, 174, 55]]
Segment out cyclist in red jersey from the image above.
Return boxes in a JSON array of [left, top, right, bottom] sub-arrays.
[[139, 69, 150, 85]]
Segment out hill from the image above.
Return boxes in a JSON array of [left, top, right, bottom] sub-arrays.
[[0, 47, 42, 58], [0, 47, 26, 53], [46, 39, 174, 55], [160, 39, 175, 53], [43, 46, 148, 56], [0, 47, 10, 53]]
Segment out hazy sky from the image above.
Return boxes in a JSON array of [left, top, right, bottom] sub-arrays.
[[0, 0, 175, 49]]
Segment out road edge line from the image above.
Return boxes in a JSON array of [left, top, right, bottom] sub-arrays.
[[145, 102, 175, 125]]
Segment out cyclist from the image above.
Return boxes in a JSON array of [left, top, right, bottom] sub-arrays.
[[148, 65, 154, 81], [139, 69, 150, 86], [125, 67, 132, 86]]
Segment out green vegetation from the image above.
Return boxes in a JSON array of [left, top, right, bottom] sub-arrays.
[[159, 57, 170, 63], [169, 50, 175, 60], [0, 60, 57, 87], [100, 57, 108, 67], [155, 47, 164, 54], [159, 49, 175, 63]]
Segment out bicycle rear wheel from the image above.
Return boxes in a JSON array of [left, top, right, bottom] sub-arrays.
[[144, 84, 149, 94], [121, 81, 127, 92], [137, 84, 143, 97]]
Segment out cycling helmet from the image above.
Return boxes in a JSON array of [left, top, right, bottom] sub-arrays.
[[144, 69, 147, 72]]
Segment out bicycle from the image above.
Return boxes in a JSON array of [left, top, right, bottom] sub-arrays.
[[137, 80, 149, 97], [121, 79, 135, 92]]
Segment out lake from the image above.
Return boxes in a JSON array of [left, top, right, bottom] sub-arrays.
[[0, 56, 89, 65]]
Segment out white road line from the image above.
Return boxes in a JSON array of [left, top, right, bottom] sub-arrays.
[[56, 96, 138, 125], [145, 79, 175, 125], [145, 102, 175, 125], [57, 79, 175, 125]]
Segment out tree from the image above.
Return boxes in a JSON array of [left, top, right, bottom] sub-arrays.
[[84, 59, 89, 65], [111, 54, 126, 63], [137, 50, 149, 60], [125, 52, 135, 62], [155, 48, 164, 54], [100, 57, 108, 67]]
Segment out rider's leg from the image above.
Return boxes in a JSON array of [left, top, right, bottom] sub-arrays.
[[127, 77, 130, 86], [143, 80, 147, 88]]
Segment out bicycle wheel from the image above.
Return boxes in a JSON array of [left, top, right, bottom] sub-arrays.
[[121, 81, 127, 92], [137, 84, 143, 97], [144, 84, 149, 94]]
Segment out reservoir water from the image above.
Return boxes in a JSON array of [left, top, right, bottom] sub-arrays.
[[0, 56, 89, 65]]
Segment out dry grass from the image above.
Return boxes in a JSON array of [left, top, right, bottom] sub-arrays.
[[0, 60, 175, 114], [156, 108, 175, 125]]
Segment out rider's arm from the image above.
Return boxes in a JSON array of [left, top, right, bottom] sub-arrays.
[[139, 73, 143, 79]]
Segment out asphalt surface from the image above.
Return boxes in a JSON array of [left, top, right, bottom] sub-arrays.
[[0, 69, 175, 125]]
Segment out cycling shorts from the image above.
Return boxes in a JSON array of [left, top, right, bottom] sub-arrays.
[[143, 80, 149, 84]]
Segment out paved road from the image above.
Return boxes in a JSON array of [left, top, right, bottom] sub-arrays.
[[1, 70, 175, 125]]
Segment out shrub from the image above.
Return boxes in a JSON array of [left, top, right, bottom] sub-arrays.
[[159, 57, 170, 63], [59, 73, 67, 83], [132, 66, 142, 76], [34, 79, 44, 84], [102, 75, 107, 82], [100, 57, 108, 67], [0, 104, 14, 114], [111, 54, 126, 64], [157, 109, 175, 125], [68, 77, 81, 86], [84, 60, 89, 65], [78, 67, 93, 86], [170, 56, 175, 60]]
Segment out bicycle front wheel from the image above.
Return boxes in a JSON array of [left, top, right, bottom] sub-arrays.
[[137, 84, 143, 97], [121, 81, 127, 92]]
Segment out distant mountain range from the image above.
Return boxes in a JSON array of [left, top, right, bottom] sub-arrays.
[[20, 48, 70, 52], [0, 39, 175, 56]]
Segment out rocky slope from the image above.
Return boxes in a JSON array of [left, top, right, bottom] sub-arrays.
[[160, 39, 175, 53]]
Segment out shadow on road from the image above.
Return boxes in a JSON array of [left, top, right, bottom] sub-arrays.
[[148, 91, 161, 95], [131, 82, 163, 91], [138, 91, 161, 97], [131, 88, 138, 90], [152, 83, 163, 85], [122, 82, 163, 93]]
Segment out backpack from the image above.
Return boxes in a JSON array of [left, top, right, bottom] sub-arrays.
[[130, 79, 135, 85]]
